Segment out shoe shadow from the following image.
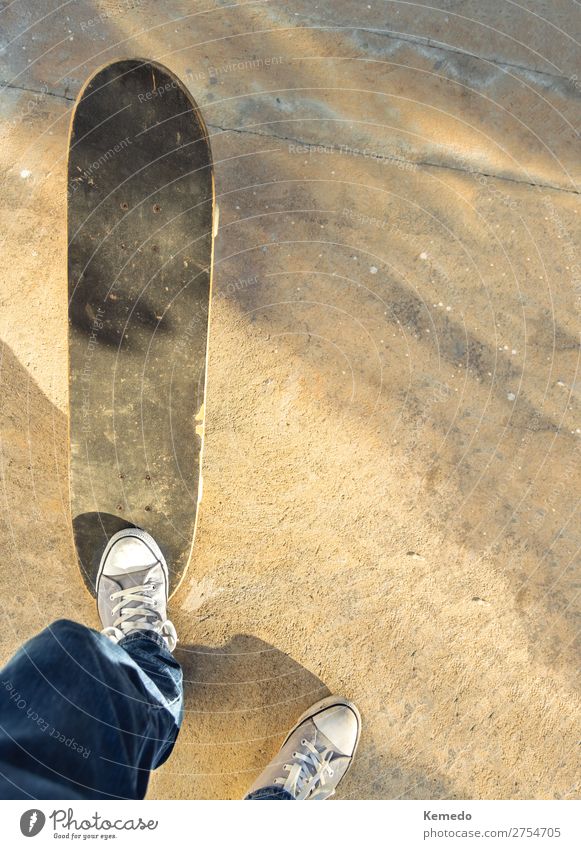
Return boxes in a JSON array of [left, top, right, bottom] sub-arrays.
[[150, 635, 330, 800], [150, 635, 461, 800]]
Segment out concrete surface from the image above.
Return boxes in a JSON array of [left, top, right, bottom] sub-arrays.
[[0, 1, 579, 799]]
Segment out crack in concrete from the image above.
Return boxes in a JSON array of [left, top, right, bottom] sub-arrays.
[[2, 80, 577, 194], [0, 80, 75, 101], [288, 13, 577, 85], [207, 122, 580, 195]]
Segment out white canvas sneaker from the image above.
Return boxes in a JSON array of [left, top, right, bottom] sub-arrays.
[[96, 528, 177, 651], [247, 696, 361, 799]]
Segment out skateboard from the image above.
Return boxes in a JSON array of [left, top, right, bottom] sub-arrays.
[[68, 59, 216, 596]]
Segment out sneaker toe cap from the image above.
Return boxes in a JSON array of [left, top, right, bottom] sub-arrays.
[[103, 536, 159, 575], [314, 705, 360, 756]]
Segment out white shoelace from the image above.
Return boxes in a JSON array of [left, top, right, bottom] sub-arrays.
[[274, 738, 336, 800], [102, 582, 177, 651]]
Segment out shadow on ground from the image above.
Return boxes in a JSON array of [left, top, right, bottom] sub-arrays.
[[150, 634, 329, 799]]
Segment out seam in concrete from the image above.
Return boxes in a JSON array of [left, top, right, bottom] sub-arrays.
[[207, 122, 580, 195], [290, 15, 578, 85], [0, 80, 75, 101], [3, 80, 577, 195]]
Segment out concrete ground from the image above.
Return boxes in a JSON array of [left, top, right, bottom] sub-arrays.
[[0, 1, 579, 799]]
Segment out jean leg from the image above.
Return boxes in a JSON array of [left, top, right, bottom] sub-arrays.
[[0, 619, 183, 799], [245, 786, 295, 800], [118, 630, 183, 768]]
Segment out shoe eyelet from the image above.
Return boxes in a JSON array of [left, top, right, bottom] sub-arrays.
[[329, 769, 334, 776], [301, 739, 308, 746], [109, 594, 114, 601]]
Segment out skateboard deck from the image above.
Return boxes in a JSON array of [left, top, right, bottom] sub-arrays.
[[68, 59, 215, 596]]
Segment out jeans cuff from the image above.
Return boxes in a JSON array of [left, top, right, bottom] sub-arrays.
[[118, 629, 167, 651], [245, 785, 295, 800]]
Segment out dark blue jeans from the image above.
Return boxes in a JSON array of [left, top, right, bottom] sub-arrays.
[[0, 620, 292, 800]]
